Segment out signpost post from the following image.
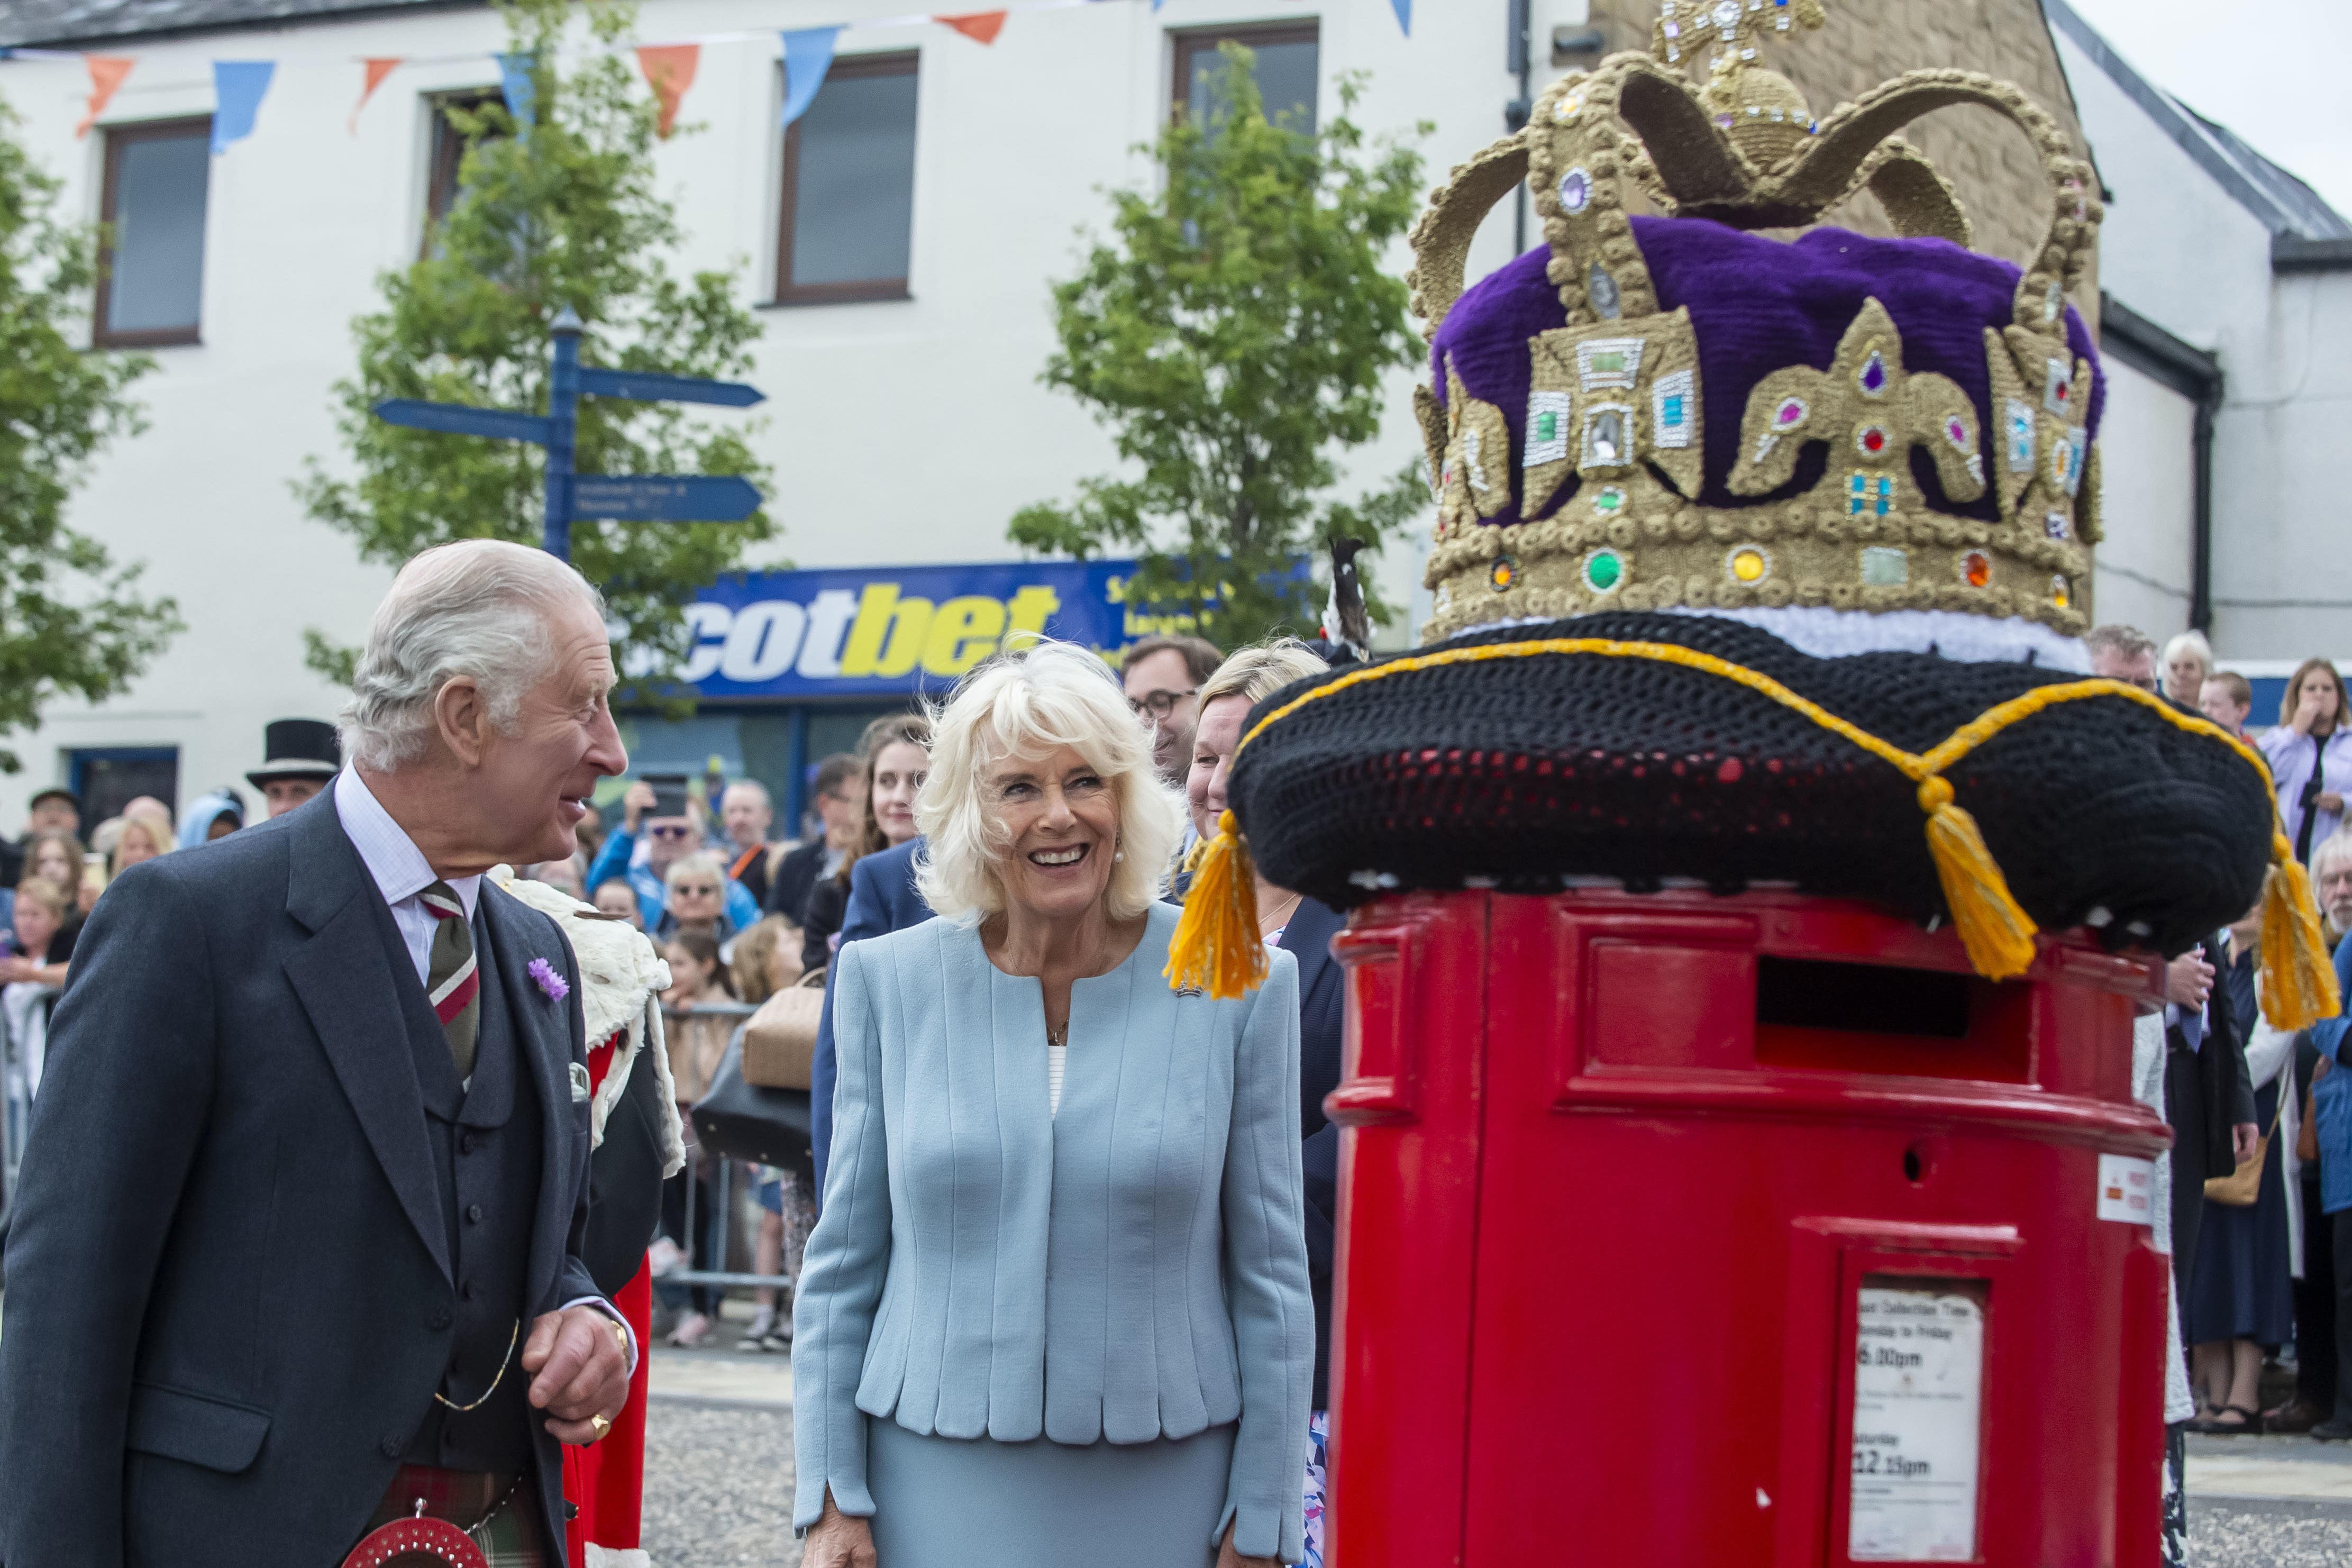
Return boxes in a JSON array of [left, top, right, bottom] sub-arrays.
[[371, 306, 765, 562]]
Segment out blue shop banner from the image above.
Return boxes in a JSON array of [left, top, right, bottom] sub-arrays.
[[680, 559, 1177, 698]]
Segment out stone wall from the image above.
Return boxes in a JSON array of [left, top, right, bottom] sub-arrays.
[[1581, 0, 2098, 313]]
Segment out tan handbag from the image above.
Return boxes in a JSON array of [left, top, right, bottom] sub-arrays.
[[741, 968, 826, 1090], [2206, 1074, 2288, 1207]]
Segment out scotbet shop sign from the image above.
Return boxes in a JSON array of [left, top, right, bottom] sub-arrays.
[[677, 561, 1159, 698]]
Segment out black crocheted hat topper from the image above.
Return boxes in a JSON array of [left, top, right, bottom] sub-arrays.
[[1227, 612, 2269, 959]]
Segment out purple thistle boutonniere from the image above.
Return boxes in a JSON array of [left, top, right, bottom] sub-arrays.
[[527, 957, 570, 1002]]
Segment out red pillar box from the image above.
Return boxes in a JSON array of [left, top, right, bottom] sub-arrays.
[[1325, 889, 2170, 1568]]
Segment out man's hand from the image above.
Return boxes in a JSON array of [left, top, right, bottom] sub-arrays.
[[622, 780, 656, 834], [1216, 1521, 1279, 1568], [2165, 953, 2216, 1009], [2322, 792, 2345, 815], [521, 1306, 630, 1445], [0, 955, 40, 984], [804, 1495, 878, 1568], [2232, 1121, 2262, 1168]]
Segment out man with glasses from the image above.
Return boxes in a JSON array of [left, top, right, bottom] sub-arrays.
[[586, 778, 760, 935], [1121, 634, 1222, 788]]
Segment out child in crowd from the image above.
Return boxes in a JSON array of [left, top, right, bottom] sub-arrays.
[[655, 929, 735, 1348], [593, 877, 643, 929]]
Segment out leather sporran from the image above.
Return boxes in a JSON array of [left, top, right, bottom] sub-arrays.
[[741, 969, 826, 1090]]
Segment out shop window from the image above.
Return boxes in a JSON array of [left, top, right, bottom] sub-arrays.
[[1171, 23, 1319, 136], [773, 52, 919, 304], [423, 89, 507, 252], [95, 118, 211, 348]]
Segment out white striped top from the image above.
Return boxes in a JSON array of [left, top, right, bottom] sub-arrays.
[[1048, 1042, 1068, 1118]]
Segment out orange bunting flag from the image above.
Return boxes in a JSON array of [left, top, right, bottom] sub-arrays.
[[74, 56, 135, 138], [936, 10, 1008, 44], [350, 58, 401, 134], [634, 44, 700, 138]]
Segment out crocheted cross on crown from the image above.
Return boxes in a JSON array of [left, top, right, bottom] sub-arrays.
[[1408, 0, 2104, 653]]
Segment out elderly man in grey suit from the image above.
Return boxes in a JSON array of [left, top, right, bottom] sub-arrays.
[[0, 540, 636, 1568]]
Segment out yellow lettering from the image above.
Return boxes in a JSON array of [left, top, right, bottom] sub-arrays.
[[920, 596, 1007, 677], [838, 583, 934, 678], [1005, 585, 1060, 640]]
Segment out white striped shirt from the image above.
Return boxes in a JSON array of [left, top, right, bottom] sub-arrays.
[[1048, 1042, 1068, 1118], [334, 769, 481, 986]]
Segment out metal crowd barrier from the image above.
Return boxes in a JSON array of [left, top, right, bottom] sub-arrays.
[[660, 999, 799, 1301]]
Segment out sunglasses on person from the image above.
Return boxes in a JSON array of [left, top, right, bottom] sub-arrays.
[[1127, 688, 1196, 720], [646, 823, 696, 840], [672, 883, 720, 897]]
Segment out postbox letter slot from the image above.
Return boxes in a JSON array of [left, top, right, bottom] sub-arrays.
[[1755, 956, 2032, 1084], [1332, 928, 1416, 1123]]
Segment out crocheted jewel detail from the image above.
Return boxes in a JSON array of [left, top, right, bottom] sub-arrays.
[[1653, 370, 1695, 450], [1848, 471, 1893, 517], [1583, 548, 1625, 593], [1577, 338, 1644, 391], [1524, 390, 1572, 466], [1856, 424, 1890, 457], [1588, 264, 1621, 320], [2052, 574, 2072, 609], [2004, 400, 2036, 475], [1726, 545, 1772, 585], [1859, 349, 1889, 396], [2043, 510, 2070, 542], [1558, 167, 1592, 214], [1582, 404, 1634, 470], [1591, 484, 1627, 516], [1861, 545, 1909, 587], [1489, 555, 1519, 592], [1959, 550, 1993, 590]]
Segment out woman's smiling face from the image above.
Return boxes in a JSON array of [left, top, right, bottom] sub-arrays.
[[987, 744, 1120, 925], [871, 741, 929, 847]]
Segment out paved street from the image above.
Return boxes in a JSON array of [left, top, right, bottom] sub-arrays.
[[635, 1341, 2352, 1566]]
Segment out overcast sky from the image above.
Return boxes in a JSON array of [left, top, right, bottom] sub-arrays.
[[2063, 0, 2352, 220]]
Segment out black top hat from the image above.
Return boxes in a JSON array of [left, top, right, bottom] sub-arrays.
[[247, 719, 342, 790]]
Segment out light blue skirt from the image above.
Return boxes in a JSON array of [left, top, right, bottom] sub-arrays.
[[866, 1418, 1234, 1568]]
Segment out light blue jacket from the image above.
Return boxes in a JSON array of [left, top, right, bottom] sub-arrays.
[[791, 902, 1313, 1561]]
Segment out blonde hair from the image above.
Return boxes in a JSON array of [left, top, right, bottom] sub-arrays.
[[915, 639, 1182, 927], [731, 914, 801, 1002], [13, 875, 70, 921], [1196, 638, 1330, 719], [662, 851, 726, 894], [111, 815, 168, 875], [2161, 630, 2214, 678]]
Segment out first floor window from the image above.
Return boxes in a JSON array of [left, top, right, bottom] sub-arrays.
[[1172, 23, 1320, 136], [774, 51, 919, 304], [96, 118, 211, 347]]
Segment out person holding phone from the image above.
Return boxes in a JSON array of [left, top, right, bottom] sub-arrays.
[[586, 777, 760, 935], [2259, 659, 2352, 867]]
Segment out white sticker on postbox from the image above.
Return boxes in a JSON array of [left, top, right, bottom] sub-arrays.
[[1849, 1286, 1985, 1562], [2096, 1153, 2156, 1225]]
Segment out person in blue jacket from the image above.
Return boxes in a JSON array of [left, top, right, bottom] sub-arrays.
[[2303, 835, 2352, 1441], [794, 639, 1310, 1568], [587, 777, 759, 935]]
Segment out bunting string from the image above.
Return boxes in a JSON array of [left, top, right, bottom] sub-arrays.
[[3, 0, 1397, 155]]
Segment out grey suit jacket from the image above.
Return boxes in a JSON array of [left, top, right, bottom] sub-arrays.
[[791, 902, 1313, 1561], [0, 791, 598, 1568]]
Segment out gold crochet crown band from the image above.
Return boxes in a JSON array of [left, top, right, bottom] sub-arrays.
[[1406, 0, 2105, 644]]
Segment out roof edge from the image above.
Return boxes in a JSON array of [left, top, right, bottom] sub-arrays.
[[2275, 237, 2352, 275], [0, 0, 482, 51], [2040, 0, 2314, 240], [2098, 291, 2222, 404]]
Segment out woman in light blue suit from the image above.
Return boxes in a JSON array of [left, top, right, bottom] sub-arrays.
[[794, 640, 1312, 1568]]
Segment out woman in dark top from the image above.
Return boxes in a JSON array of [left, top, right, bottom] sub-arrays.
[[800, 715, 929, 977], [2185, 907, 2295, 1431]]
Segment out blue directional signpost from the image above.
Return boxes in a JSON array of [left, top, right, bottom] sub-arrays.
[[371, 307, 764, 562]]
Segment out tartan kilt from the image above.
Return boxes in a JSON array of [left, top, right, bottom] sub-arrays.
[[359, 1465, 550, 1568]]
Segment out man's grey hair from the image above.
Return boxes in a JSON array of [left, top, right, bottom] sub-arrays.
[[340, 540, 607, 773], [722, 779, 771, 809], [2314, 828, 2352, 886], [2161, 630, 2214, 677], [2083, 624, 2157, 663]]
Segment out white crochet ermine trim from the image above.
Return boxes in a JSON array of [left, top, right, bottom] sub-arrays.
[[491, 868, 686, 1178]]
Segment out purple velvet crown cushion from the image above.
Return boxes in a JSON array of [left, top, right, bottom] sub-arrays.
[[1430, 219, 2103, 523]]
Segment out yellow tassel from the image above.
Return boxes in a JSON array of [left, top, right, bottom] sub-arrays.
[[2259, 833, 2341, 1031], [1917, 776, 2039, 981], [1164, 809, 1269, 1000], [1179, 835, 1212, 879]]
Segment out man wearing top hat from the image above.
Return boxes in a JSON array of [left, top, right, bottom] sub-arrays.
[[249, 717, 343, 819], [0, 540, 635, 1568]]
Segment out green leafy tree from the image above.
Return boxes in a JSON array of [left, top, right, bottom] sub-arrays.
[[298, 0, 772, 692], [1010, 46, 1428, 647], [0, 91, 180, 773]]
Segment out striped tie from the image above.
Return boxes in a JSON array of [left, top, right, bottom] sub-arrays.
[[421, 881, 481, 1081]]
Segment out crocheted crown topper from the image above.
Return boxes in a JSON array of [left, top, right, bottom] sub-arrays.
[[1408, 0, 2104, 652]]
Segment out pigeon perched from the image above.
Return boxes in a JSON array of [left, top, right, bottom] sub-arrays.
[[1321, 537, 1371, 665]]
